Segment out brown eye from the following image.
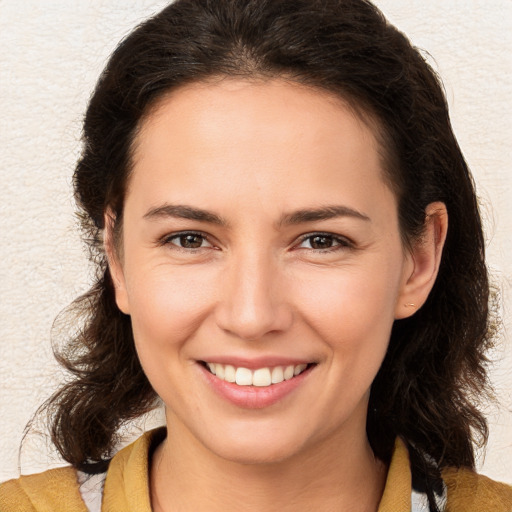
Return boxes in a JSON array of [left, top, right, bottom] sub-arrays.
[[179, 234, 204, 248], [298, 233, 350, 251], [165, 232, 212, 249], [309, 235, 336, 249]]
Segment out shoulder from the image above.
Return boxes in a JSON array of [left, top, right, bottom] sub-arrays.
[[0, 428, 162, 512], [442, 466, 512, 512], [0, 466, 88, 512]]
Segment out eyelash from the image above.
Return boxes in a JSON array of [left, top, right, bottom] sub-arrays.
[[160, 231, 353, 253], [160, 231, 214, 251], [295, 232, 353, 252]]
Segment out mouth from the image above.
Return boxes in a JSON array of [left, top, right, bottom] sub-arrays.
[[200, 361, 314, 387]]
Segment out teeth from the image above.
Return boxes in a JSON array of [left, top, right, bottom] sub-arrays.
[[294, 364, 307, 376], [253, 368, 272, 387], [284, 365, 295, 380], [235, 367, 253, 386], [271, 366, 284, 384], [205, 362, 309, 387], [224, 364, 236, 383], [215, 363, 225, 380]]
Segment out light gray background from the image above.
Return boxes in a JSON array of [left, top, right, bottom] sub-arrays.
[[1, 1, 511, 482]]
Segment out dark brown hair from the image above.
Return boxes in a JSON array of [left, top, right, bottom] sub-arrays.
[[43, 1, 493, 509]]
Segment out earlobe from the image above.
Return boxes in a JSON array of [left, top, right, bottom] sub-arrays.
[[104, 210, 131, 315], [395, 202, 448, 319]]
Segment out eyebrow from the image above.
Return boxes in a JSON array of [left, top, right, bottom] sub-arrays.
[[143, 204, 228, 226], [278, 205, 371, 226], [143, 203, 370, 228]]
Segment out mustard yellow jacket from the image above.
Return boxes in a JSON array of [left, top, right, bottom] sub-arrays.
[[1, 429, 511, 511]]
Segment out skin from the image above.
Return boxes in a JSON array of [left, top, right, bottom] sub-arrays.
[[107, 79, 447, 511]]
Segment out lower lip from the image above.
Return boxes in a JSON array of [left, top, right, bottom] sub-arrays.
[[198, 363, 314, 409]]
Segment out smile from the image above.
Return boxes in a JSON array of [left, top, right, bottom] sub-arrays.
[[204, 362, 310, 387]]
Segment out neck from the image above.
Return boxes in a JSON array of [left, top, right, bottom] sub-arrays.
[[150, 414, 387, 512]]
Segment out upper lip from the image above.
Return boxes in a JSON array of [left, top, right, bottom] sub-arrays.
[[198, 356, 315, 369]]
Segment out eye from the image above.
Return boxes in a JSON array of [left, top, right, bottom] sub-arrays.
[[164, 232, 213, 249], [297, 233, 351, 251]]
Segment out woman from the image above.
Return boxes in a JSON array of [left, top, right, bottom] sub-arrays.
[[1, 0, 511, 511]]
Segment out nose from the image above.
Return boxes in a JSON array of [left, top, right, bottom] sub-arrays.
[[214, 250, 293, 341]]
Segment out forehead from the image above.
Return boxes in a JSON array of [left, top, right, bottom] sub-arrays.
[[127, 79, 394, 220], [134, 78, 383, 162]]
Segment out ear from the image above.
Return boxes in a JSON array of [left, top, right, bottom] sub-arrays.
[[104, 210, 130, 315], [395, 202, 448, 319]]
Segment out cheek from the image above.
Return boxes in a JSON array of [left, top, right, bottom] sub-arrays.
[[125, 264, 218, 354], [289, 266, 399, 424], [293, 263, 399, 332], [124, 265, 220, 409], [289, 261, 402, 374]]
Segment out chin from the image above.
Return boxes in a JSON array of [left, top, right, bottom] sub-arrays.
[[215, 438, 302, 466], [196, 418, 317, 466]]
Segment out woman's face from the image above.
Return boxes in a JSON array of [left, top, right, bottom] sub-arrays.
[[110, 79, 420, 464]]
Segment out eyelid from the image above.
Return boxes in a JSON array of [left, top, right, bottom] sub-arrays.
[[294, 232, 354, 250], [157, 230, 354, 252], [159, 230, 215, 249]]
